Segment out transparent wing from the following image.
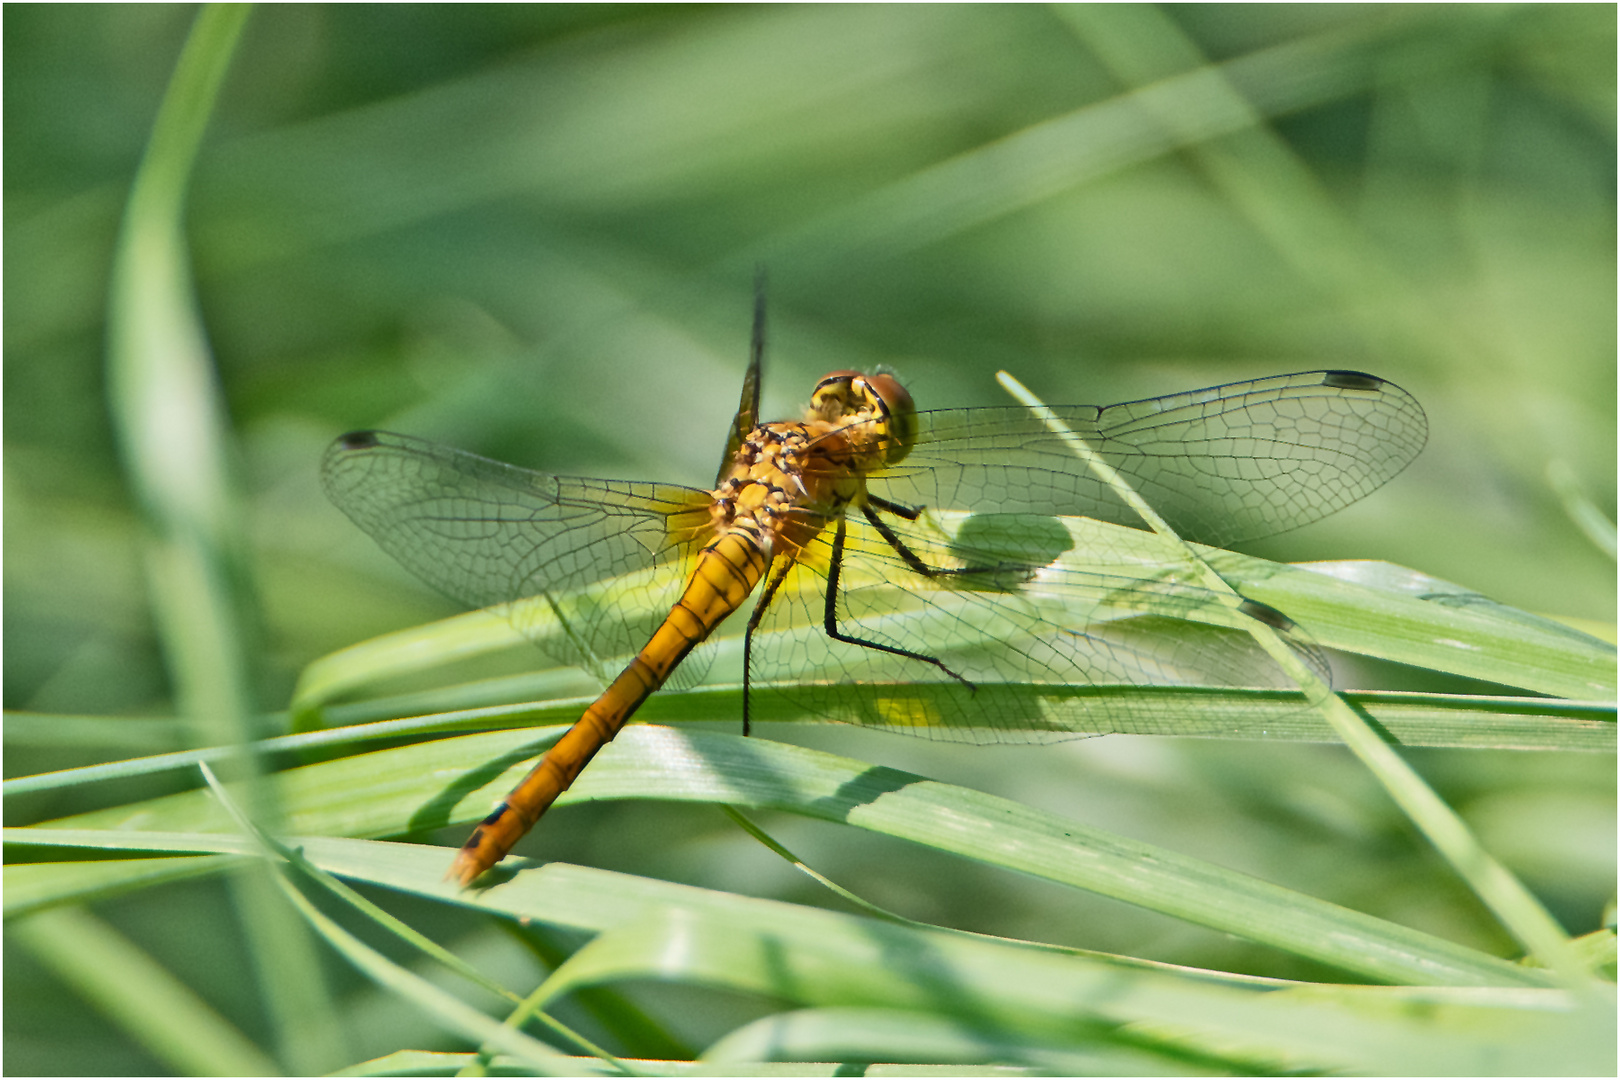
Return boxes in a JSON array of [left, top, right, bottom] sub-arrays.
[[321, 430, 715, 681], [746, 509, 1330, 744], [872, 370, 1427, 548]]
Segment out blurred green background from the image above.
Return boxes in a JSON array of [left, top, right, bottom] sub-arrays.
[[6, 4, 1614, 1073]]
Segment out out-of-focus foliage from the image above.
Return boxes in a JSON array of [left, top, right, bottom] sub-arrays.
[[5, 5, 1613, 1075]]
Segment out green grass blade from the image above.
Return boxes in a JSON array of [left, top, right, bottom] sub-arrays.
[[287, 519, 1614, 717], [101, 4, 345, 1072], [336, 1049, 1037, 1077], [105, 1, 257, 755], [531, 900, 1608, 1075], [1547, 460, 1618, 560], [1220, 555, 1616, 699], [760, 16, 1397, 273], [702, 1007, 1213, 1074], [267, 872, 595, 1076], [4, 687, 1610, 812], [17, 835, 1607, 1074], [1002, 373, 1601, 986], [196, 761, 630, 1072], [4, 855, 236, 920], [289, 609, 540, 728], [10, 906, 280, 1077], [8, 724, 1550, 987]]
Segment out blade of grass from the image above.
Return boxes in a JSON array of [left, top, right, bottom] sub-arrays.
[[701, 1006, 1261, 1073], [334, 1049, 1034, 1077], [34, 838, 1570, 1073], [103, 4, 344, 1072], [3, 704, 567, 797], [194, 761, 630, 1074], [716, 806, 1321, 989], [4, 855, 235, 920], [10, 905, 279, 1077], [720, 806, 927, 930], [757, 15, 1401, 275], [4, 685, 1610, 817], [1547, 460, 1618, 560], [998, 370, 1596, 988], [1059, 4, 1454, 367], [288, 523, 1613, 717], [179, 775, 611, 1076], [106, 0, 258, 760], [7, 728, 1553, 988], [289, 609, 537, 728], [268, 873, 596, 1077], [501, 922, 698, 1063], [529, 900, 1604, 1075]]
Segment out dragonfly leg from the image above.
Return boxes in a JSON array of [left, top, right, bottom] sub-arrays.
[[859, 503, 1023, 583], [741, 553, 789, 737], [866, 494, 921, 521], [825, 517, 976, 689]]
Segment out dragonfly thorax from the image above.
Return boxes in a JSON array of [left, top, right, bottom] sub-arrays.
[[711, 420, 861, 559], [707, 371, 916, 559]]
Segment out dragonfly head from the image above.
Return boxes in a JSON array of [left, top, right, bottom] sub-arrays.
[[809, 370, 916, 465]]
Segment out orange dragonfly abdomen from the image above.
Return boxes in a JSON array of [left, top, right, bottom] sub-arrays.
[[449, 528, 772, 885]]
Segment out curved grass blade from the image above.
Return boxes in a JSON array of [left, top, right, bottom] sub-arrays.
[[530, 901, 1607, 1075], [291, 517, 1614, 721], [11, 906, 279, 1076], [7, 725, 1551, 988], [1000, 371, 1599, 987]]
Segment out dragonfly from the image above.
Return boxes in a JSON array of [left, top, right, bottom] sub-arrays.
[[322, 308, 1427, 886]]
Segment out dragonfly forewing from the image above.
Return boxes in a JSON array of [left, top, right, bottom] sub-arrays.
[[874, 370, 1427, 548]]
